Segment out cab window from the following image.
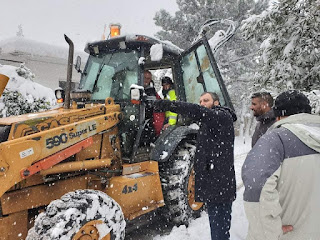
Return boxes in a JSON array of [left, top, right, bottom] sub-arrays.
[[79, 51, 139, 101], [196, 45, 225, 106], [181, 43, 227, 106], [181, 51, 203, 104]]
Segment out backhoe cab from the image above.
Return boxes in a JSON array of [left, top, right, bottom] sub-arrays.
[[0, 20, 235, 240], [72, 31, 233, 160]]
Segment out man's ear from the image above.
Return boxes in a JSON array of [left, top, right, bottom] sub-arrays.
[[260, 101, 268, 110], [213, 100, 220, 106]]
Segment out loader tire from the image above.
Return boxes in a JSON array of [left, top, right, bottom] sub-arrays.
[[159, 141, 204, 225], [27, 189, 126, 240]]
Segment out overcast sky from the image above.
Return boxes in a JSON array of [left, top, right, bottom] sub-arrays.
[[1, 0, 178, 50]]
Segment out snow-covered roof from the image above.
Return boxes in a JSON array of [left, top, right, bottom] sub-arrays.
[[126, 34, 183, 54], [0, 37, 68, 59], [0, 37, 87, 60], [86, 34, 183, 56]]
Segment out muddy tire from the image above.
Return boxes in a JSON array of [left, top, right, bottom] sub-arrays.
[[159, 141, 204, 225], [27, 189, 126, 240]]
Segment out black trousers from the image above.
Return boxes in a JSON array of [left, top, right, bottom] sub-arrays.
[[207, 202, 232, 240]]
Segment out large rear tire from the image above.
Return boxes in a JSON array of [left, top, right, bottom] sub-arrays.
[[159, 141, 204, 225], [26, 189, 126, 240]]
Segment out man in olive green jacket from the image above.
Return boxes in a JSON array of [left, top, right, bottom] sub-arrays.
[[242, 90, 320, 240]]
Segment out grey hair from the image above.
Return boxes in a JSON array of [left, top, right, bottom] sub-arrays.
[[201, 92, 220, 102]]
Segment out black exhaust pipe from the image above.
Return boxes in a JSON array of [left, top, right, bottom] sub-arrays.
[[64, 34, 74, 109]]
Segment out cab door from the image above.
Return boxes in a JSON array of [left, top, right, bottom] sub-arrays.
[[178, 36, 234, 110]]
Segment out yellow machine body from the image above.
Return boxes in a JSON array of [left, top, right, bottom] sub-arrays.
[[0, 96, 164, 239], [107, 161, 164, 220]]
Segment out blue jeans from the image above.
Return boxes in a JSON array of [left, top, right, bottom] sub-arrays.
[[207, 202, 232, 240]]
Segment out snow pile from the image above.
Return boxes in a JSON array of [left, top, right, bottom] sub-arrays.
[[161, 40, 184, 53], [150, 43, 163, 61], [138, 57, 146, 65], [154, 211, 211, 240], [125, 35, 182, 55], [0, 64, 56, 117], [154, 189, 248, 240]]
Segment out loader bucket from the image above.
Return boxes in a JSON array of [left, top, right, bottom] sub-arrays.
[[0, 74, 9, 97]]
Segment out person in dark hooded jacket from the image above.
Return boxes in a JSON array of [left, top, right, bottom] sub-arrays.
[[250, 92, 276, 147], [154, 92, 237, 240]]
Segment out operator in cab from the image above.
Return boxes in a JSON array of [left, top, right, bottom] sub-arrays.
[[161, 76, 177, 130], [143, 71, 164, 139]]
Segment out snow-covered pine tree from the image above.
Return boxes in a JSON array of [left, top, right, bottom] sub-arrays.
[[153, 0, 268, 78], [1, 90, 51, 117], [241, 0, 320, 91], [154, 0, 267, 49]]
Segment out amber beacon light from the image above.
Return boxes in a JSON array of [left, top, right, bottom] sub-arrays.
[[110, 24, 121, 37]]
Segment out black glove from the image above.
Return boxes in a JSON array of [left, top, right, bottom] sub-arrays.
[[153, 100, 172, 112]]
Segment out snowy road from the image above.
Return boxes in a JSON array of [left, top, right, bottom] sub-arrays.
[[126, 137, 250, 240]]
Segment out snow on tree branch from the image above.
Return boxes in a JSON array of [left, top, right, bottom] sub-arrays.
[[241, 0, 320, 90]]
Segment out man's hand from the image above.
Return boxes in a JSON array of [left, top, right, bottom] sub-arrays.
[[162, 123, 170, 131], [282, 225, 293, 234]]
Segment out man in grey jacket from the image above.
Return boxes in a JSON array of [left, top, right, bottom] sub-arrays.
[[250, 92, 276, 147], [242, 90, 320, 240]]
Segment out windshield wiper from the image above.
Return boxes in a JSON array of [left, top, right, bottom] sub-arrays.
[[92, 54, 114, 92]]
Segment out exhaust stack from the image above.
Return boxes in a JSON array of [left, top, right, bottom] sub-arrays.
[[64, 34, 74, 109], [0, 74, 9, 98]]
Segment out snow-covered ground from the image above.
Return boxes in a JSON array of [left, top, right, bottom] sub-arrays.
[[153, 136, 251, 240]]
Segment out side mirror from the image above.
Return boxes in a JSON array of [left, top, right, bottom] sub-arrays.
[[55, 87, 65, 103], [75, 56, 82, 73], [130, 85, 144, 104]]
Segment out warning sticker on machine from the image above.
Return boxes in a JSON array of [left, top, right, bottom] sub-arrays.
[[20, 148, 34, 159]]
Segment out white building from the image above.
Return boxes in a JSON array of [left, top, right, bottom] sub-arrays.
[[0, 37, 88, 90]]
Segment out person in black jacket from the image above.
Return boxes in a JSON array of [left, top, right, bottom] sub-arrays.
[[250, 92, 275, 147], [154, 92, 237, 240]]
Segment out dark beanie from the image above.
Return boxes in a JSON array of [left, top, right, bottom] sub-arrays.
[[161, 76, 173, 85], [273, 90, 311, 117]]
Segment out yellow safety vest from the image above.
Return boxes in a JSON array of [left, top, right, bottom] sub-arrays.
[[164, 89, 178, 125]]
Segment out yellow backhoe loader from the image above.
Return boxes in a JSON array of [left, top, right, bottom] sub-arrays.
[[0, 20, 235, 239]]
